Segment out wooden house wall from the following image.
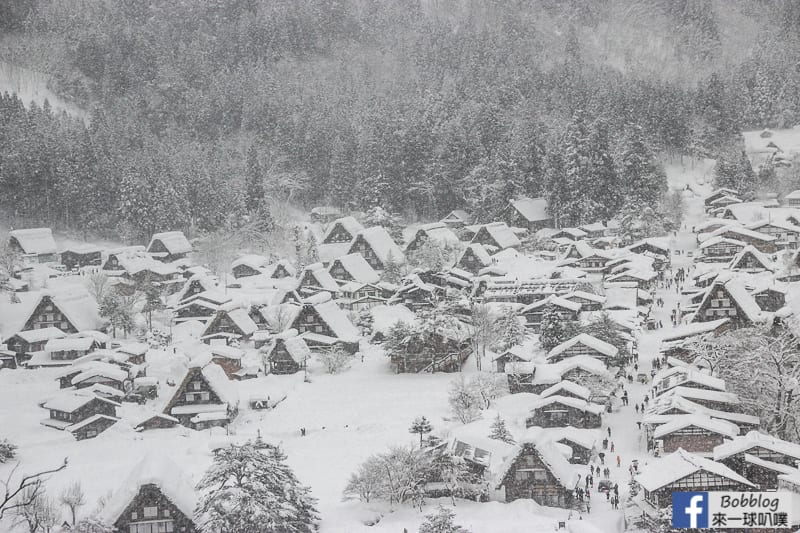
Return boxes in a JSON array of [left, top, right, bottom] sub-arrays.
[[526, 403, 601, 429], [557, 439, 593, 464], [232, 263, 261, 278], [175, 302, 216, 320], [268, 342, 303, 374], [458, 249, 486, 273], [716, 232, 775, 253], [548, 343, 606, 363], [329, 261, 354, 281], [754, 290, 785, 312], [23, 296, 77, 333], [292, 306, 335, 337], [501, 445, 574, 507], [205, 312, 247, 338], [645, 471, 753, 508], [658, 428, 726, 454], [323, 223, 355, 244], [72, 416, 117, 440], [113, 484, 197, 533], [164, 367, 225, 427], [211, 356, 242, 379], [271, 264, 292, 278], [48, 399, 117, 425], [350, 235, 384, 269], [695, 286, 751, 327], [61, 251, 102, 270]]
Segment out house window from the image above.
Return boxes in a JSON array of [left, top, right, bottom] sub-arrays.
[[129, 521, 174, 533], [515, 470, 530, 481], [143, 506, 158, 518], [86, 430, 97, 438], [131, 512, 138, 520], [533, 469, 548, 481], [191, 381, 202, 391]]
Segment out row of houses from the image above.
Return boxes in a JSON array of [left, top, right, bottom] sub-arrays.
[[8, 228, 192, 268]]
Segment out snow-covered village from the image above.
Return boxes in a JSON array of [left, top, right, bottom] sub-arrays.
[[3, 2, 800, 533]]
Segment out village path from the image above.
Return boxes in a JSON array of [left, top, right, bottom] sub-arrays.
[[584, 188, 704, 530]]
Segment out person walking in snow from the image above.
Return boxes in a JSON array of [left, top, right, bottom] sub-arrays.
[[595, 465, 601, 476], [616, 455, 621, 467], [607, 427, 612, 438], [637, 421, 642, 430], [635, 403, 639, 414]]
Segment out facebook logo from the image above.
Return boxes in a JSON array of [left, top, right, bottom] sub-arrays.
[[672, 492, 709, 528]]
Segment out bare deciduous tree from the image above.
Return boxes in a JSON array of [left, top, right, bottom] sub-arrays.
[[86, 272, 110, 303], [0, 458, 68, 521], [60, 481, 86, 526], [466, 303, 501, 371]]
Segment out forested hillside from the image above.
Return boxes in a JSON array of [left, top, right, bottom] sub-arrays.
[[1, 0, 799, 241]]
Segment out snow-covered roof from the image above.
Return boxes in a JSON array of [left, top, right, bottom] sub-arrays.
[[539, 380, 591, 401], [317, 242, 352, 264], [520, 295, 582, 313], [660, 319, 729, 343], [698, 236, 746, 250], [410, 222, 461, 248], [710, 225, 777, 243], [300, 263, 341, 292], [70, 361, 128, 385], [441, 209, 471, 223], [547, 334, 618, 360], [282, 336, 312, 363], [462, 243, 492, 266], [9, 228, 58, 255], [231, 254, 269, 271], [494, 440, 578, 489], [61, 243, 102, 254], [627, 237, 670, 254], [530, 395, 605, 416], [636, 449, 756, 491], [101, 453, 198, 526], [713, 430, 800, 462], [11, 327, 66, 344], [523, 426, 600, 452], [198, 362, 238, 406], [510, 197, 550, 222], [493, 344, 534, 362], [474, 222, 521, 250], [0, 289, 105, 339], [669, 386, 740, 406], [652, 414, 739, 439], [351, 226, 406, 265], [652, 366, 726, 393], [323, 216, 364, 242], [66, 413, 118, 433], [43, 337, 96, 353], [208, 344, 245, 360], [41, 391, 119, 413], [147, 231, 192, 255], [564, 291, 606, 304], [312, 300, 360, 342], [329, 253, 380, 284], [728, 245, 775, 271]]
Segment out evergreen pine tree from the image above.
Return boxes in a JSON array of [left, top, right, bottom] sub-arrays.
[[409, 416, 433, 448], [539, 307, 567, 352], [489, 415, 515, 444], [495, 306, 525, 352], [196, 441, 318, 533], [245, 143, 264, 211], [620, 124, 667, 207], [0, 439, 16, 463], [382, 251, 403, 283], [418, 505, 471, 533]]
